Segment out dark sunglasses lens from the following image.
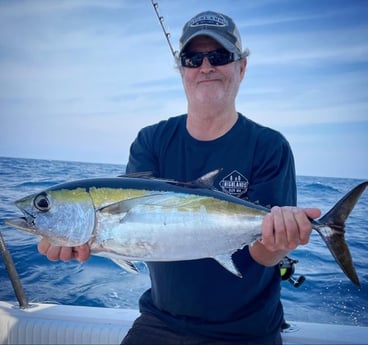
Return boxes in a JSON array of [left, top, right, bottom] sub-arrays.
[[181, 54, 203, 68], [181, 50, 234, 68], [208, 51, 232, 66]]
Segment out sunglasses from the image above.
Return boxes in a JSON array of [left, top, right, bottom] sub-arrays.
[[180, 49, 240, 68]]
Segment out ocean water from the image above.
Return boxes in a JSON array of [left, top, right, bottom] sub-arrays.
[[0, 156, 367, 326]]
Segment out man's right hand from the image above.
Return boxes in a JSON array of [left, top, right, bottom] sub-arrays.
[[37, 238, 90, 262]]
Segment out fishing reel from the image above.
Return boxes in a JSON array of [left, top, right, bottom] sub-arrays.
[[279, 256, 306, 288]]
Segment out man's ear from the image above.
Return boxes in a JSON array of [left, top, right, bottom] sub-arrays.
[[239, 58, 247, 80]]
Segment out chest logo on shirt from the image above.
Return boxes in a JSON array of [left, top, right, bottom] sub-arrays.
[[219, 170, 249, 197]]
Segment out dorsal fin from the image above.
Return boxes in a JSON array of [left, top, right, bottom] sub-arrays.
[[118, 171, 156, 178], [194, 169, 222, 189], [119, 169, 222, 191], [151, 168, 221, 190]]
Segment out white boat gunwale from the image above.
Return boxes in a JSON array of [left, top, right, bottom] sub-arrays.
[[1, 301, 368, 345]]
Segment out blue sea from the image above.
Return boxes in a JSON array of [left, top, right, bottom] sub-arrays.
[[0, 156, 367, 326]]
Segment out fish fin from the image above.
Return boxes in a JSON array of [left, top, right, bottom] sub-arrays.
[[97, 193, 167, 215], [171, 169, 222, 190], [213, 254, 242, 278], [194, 169, 222, 189], [97, 200, 130, 214], [111, 258, 139, 274], [118, 171, 156, 178], [313, 180, 368, 287], [98, 169, 223, 216], [119, 169, 223, 190], [92, 252, 139, 274]]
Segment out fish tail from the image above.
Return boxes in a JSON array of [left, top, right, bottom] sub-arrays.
[[312, 181, 368, 287]]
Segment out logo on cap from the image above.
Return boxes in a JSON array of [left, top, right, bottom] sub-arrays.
[[190, 14, 228, 27]]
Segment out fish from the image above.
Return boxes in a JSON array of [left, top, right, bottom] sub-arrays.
[[4, 170, 367, 286]]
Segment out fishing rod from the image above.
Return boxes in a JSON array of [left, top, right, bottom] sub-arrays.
[[0, 229, 29, 309], [151, 0, 178, 58]]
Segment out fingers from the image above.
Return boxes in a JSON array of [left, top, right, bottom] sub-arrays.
[[37, 238, 90, 262], [73, 244, 90, 262], [59, 247, 74, 262], [304, 207, 322, 220], [37, 238, 54, 258], [285, 207, 310, 246], [262, 206, 320, 252]]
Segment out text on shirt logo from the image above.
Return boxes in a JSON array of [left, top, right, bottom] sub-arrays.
[[219, 170, 249, 197]]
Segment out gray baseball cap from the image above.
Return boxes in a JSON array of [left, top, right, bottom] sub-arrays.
[[179, 11, 242, 56]]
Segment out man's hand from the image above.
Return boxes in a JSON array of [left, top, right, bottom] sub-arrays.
[[38, 238, 90, 262], [250, 206, 321, 266]]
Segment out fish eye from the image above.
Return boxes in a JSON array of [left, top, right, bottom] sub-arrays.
[[33, 192, 51, 212]]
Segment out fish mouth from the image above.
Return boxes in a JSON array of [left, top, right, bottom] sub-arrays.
[[5, 211, 36, 232]]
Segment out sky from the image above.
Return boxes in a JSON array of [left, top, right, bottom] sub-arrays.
[[0, 0, 367, 179]]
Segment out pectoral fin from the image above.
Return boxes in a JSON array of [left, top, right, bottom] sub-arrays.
[[97, 193, 168, 215], [111, 258, 139, 274], [92, 252, 139, 274], [213, 254, 242, 278]]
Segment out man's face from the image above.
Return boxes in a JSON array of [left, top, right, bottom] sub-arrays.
[[180, 35, 246, 107]]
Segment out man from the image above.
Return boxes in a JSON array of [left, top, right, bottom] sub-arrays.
[[38, 11, 320, 344]]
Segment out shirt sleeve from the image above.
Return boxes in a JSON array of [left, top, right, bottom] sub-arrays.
[[125, 125, 159, 176]]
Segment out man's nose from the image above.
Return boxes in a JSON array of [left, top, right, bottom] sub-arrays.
[[200, 57, 215, 72]]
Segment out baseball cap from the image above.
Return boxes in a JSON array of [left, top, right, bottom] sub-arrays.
[[179, 11, 242, 56]]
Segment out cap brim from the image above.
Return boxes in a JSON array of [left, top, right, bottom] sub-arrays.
[[180, 29, 239, 55]]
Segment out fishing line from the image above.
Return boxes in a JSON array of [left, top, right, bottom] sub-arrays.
[[151, 0, 178, 58]]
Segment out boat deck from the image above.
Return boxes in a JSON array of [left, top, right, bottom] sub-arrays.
[[1, 301, 367, 345]]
